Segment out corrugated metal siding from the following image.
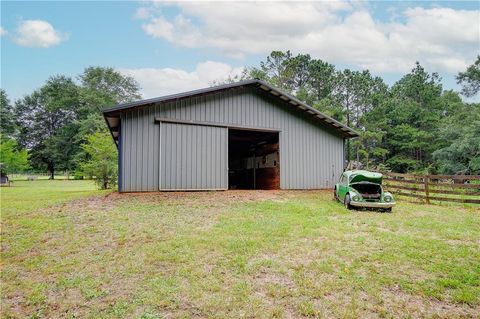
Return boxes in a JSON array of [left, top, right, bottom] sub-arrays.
[[120, 107, 159, 192], [159, 122, 227, 190], [120, 86, 343, 191]]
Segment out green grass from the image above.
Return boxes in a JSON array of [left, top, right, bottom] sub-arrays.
[[1, 182, 479, 318], [1, 180, 110, 216]]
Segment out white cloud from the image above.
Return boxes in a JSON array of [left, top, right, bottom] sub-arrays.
[[120, 61, 244, 98], [134, 6, 153, 20], [138, 2, 479, 73], [13, 20, 66, 48], [142, 17, 174, 41], [0, 27, 6, 37]]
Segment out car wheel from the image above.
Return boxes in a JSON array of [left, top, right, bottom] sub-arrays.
[[385, 208, 392, 213], [334, 187, 338, 201], [344, 194, 352, 210]]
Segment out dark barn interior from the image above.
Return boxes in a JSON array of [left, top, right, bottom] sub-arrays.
[[228, 129, 280, 190]]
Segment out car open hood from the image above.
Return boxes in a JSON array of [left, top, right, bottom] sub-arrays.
[[349, 171, 382, 184]]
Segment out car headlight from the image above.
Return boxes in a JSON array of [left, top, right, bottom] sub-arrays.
[[352, 195, 360, 201], [384, 195, 392, 202]]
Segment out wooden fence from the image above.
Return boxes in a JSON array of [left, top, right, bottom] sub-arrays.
[[382, 172, 480, 205], [8, 172, 72, 181]]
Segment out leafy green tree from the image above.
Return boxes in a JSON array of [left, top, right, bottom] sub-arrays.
[[433, 122, 480, 174], [0, 90, 16, 138], [283, 53, 312, 91], [332, 69, 361, 161], [78, 66, 141, 115], [331, 69, 388, 161], [384, 62, 445, 172], [433, 96, 480, 174], [75, 66, 142, 144], [386, 124, 432, 171], [307, 59, 336, 102], [74, 67, 142, 172], [0, 137, 29, 174], [80, 131, 117, 189], [457, 55, 480, 97], [13, 67, 141, 178], [306, 60, 340, 120], [50, 123, 82, 177], [15, 76, 80, 178], [256, 51, 296, 91], [352, 129, 388, 169]]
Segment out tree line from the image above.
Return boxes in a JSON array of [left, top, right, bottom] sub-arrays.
[[231, 52, 480, 174], [0, 67, 141, 188], [1, 54, 479, 189]]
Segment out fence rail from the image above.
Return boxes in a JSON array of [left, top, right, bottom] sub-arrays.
[[383, 172, 480, 205], [8, 173, 73, 181]]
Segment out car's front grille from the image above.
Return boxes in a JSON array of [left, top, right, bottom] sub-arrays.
[[362, 193, 380, 199]]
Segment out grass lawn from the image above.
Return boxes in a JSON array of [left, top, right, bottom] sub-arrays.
[[1, 181, 479, 318]]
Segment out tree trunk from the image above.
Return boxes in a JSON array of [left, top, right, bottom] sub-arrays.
[[48, 164, 55, 180], [346, 95, 351, 162], [346, 140, 350, 163]]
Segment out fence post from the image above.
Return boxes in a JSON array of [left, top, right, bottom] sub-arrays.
[[424, 176, 430, 204]]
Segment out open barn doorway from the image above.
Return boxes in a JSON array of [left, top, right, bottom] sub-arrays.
[[228, 129, 280, 190]]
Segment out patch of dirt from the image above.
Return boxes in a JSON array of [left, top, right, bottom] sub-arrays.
[[109, 189, 321, 204], [29, 190, 329, 226], [379, 285, 480, 318]]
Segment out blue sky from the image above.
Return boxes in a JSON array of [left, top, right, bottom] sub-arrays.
[[1, 1, 479, 101]]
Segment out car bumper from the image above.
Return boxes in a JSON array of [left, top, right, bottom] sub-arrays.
[[350, 201, 396, 208]]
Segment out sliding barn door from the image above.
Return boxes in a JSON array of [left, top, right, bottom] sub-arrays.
[[159, 122, 228, 190]]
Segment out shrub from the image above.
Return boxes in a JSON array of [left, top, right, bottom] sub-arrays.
[[80, 132, 117, 189], [73, 170, 84, 180]]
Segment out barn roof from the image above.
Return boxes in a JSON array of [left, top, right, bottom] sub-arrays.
[[103, 79, 359, 143]]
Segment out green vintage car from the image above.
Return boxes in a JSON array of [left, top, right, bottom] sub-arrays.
[[334, 170, 395, 211]]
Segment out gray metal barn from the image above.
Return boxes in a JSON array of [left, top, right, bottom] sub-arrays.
[[103, 80, 358, 192]]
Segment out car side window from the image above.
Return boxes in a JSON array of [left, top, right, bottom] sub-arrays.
[[340, 174, 346, 185]]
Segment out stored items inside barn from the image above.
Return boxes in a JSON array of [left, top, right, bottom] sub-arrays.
[[228, 129, 279, 190], [103, 80, 358, 192]]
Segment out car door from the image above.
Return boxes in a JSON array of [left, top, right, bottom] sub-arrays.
[[337, 173, 347, 201]]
